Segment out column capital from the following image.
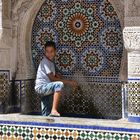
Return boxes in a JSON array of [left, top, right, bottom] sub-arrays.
[[123, 27, 140, 51]]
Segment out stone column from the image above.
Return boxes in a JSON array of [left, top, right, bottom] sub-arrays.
[[124, 27, 140, 122], [123, 0, 140, 122]]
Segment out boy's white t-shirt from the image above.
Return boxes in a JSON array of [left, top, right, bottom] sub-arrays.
[[35, 57, 55, 90]]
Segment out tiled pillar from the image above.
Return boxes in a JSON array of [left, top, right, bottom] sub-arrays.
[[123, 27, 140, 122]]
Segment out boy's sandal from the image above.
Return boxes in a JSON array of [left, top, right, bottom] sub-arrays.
[[49, 113, 60, 117]]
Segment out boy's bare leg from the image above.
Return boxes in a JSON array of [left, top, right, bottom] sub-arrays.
[[51, 91, 61, 115]]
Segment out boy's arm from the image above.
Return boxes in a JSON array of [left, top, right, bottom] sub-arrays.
[[55, 73, 63, 79], [48, 73, 77, 87]]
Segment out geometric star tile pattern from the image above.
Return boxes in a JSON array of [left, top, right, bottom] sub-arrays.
[[32, 0, 123, 78]]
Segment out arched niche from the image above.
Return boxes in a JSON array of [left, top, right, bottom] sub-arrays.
[[11, 0, 45, 80], [12, 0, 126, 118]]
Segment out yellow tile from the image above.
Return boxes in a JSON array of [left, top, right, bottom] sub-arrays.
[[131, 135, 139, 140], [65, 131, 70, 137], [33, 128, 37, 135], [3, 136, 7, 140], [49, 130, 53, 135], [73, 131, 78, 137], [41, 129, 46, 135], [11, 136, 15, 140], [57, 130, 61, 136]]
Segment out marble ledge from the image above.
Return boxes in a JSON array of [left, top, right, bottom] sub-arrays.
[[0, 114, 140, 130]]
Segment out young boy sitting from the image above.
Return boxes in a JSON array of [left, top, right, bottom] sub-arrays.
[[35, 41, 77, 117]]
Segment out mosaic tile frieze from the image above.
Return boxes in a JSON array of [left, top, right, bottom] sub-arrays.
[[0, 121, 140, 140]]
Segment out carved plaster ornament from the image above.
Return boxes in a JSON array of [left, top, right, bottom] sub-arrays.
[[123, 27, 140, 51]]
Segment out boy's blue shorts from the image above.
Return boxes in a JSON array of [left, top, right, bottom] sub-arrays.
[[36, 81, 64, 96]]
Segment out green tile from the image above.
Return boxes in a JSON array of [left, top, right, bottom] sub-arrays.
[[11, 127, 15, 133]]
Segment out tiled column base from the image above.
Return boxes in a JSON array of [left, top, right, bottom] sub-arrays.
[[127, 79, 140, 123]]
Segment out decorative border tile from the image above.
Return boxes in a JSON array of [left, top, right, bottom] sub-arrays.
[[0, 120, 140, 139], [0, 120, 139, 133]]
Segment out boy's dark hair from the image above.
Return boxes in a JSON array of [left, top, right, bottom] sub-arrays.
[[45, 41, 56, 50]]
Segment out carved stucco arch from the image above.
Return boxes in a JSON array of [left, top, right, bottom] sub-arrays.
[[12, 0, 45, 79], [12, 0, 124, 80]]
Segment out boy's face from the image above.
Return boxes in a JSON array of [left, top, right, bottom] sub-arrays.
[[45, 46, 56, 60]]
